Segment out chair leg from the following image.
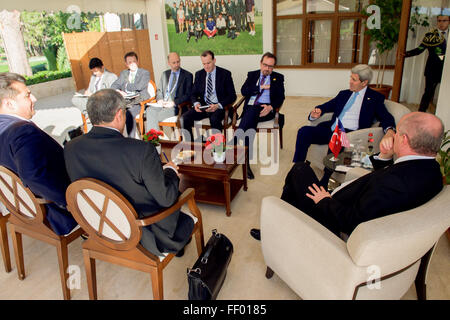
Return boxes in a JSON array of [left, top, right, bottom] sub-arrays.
[[10, 226, 25, 280], [150, 267, 164, 300], [415, 246, 434, 300], [265, 266, 274, 279], [280, 127, 283, 149], [0, 217, 11, 272], [83, 249, 97, 300], [56, 240, 71, 300]]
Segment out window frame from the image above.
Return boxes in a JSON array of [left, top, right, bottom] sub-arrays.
[[273, 0, 394, 69]]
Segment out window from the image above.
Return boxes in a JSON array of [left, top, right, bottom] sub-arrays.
[[273, 0, 395, 68]]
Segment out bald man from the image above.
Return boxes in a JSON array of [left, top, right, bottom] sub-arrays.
[[250, 112, 444, 240], [145, 52, 193, 132]]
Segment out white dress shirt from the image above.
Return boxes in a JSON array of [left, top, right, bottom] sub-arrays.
[[340, 86, 367, 131]]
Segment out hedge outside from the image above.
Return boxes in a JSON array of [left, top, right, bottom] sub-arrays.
[[25, 70, 72, 85]]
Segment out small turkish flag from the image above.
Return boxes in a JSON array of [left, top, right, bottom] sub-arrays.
[[329, 119, 349, 158]]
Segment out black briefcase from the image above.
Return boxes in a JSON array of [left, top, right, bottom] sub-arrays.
[[187, 229, 233, 300]]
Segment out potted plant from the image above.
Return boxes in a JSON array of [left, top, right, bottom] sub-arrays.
[[143, 129, 164, 154], [363, 0, 402, 98], [205, 133, 227, 163], [438, 129, 450, 185]]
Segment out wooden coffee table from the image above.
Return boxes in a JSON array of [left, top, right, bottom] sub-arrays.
[[160, 141, 248, 216]]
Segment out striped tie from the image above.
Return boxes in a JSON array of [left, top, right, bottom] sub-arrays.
[[331, 91, 358, 131], [205, 72, 213, 105]]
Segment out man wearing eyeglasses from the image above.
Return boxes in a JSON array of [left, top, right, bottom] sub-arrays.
[[404, 14, 449, 112], [235, 52, 285, 179]]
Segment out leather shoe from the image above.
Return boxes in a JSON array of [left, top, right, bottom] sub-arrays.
[[175, 236, 192, 257], [247, 164, 255, 180], [250, 228, 261, 241]]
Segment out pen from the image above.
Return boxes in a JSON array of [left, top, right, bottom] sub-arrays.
[[162, 151, 169, 163]]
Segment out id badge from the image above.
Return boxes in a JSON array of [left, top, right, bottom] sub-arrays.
[[248, 95, 257, 106]]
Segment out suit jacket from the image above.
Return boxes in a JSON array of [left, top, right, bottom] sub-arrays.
[[64, 126, 193, 256], [87, 69, 118, 93], [111, 67, 151, 101], [0, 115, 77, 235], [406, 29, 447, 82], [241, 70, 285, 113], [316, 157, 443, 235], [155, 68, 193, 111], [314, 87, 395, 131], [191, 66, 237, 108]]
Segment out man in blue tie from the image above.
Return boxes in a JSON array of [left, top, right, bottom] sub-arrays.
[[181, 50, 236, 141], [292, 64, 396, 185]]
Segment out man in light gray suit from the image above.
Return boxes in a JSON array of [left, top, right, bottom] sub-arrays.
[[111, 51, 151, 138], [145, 52, 193, 132], [71, 58, 117, 113]]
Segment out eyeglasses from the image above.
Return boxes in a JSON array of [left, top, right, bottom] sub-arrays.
[[262, 63, 275, 69], [438, 19, 449, 22]]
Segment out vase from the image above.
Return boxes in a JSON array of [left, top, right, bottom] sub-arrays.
[[213, 151, 226, 163], [155, 144, 161, 155]]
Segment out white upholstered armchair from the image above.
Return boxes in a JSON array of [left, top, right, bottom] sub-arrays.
[[260, 186, 450, 300]]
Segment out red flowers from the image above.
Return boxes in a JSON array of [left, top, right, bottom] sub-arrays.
[[143, 129, 164, 145], [205, 133, 226, 153]]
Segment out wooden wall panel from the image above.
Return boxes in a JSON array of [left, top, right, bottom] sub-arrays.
[[63, 30, 154, 91]]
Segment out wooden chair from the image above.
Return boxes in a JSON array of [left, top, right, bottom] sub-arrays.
[[66, 178, 205, 300], [232, 96, 285, 149], [137, 80, 157, 136], [193, 99, 238, 141], [0, 210, 11, 273], [0, 166, 83, 300], [81, 110, 90, 134], [157, 101, 192, 141]]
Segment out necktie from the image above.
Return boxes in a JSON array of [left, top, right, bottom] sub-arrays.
[[94, 77, 101, 91], [206, 72, 213, 105], [255, 75, 267, 105], [331, 91, 358, 131], [130, 72, 136, 84], [165, 72, 177, 100]]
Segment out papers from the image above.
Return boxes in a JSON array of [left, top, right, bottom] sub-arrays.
[[199, 105, 209, 110], [124, 92, 139, 99], [335, 165, 352, 173], [74, 92, 89, 98]]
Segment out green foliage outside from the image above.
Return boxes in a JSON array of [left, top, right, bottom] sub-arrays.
[[438, 130, 450, 185], [24, 70, 72, 86], [167, 16, 263, 56]]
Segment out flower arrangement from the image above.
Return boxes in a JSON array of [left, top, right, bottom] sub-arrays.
[[143, 129, 164, 146], [205, 133, 226, 154]]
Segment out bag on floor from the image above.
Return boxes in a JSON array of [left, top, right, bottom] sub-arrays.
[[187, 229, 233, 300]]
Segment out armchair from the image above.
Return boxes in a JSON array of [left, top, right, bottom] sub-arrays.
[[66, 178, 205, 300], [260, 186, 450, 299], [137, 80, 158, 136]]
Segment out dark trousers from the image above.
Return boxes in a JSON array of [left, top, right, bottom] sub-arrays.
[[173, 18, 179, 33], [419, 76, 440, 112], [235, 105, 274, 160], [292, 122, 334, 162], [281, 162, 341, 236], [180, 108, 226, 141], [125, 104, 141, 138]]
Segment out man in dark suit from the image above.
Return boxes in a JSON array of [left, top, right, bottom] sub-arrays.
[[0, 73, 77, 235], [235, 52, 285, 179], [405, 15, 449, 112], [145, 52, 193, 132], [293, 64, 396, 185], [111, 51, 151, 138], [180, 50, 236, 141], [64, 89, 193, 257], [250, 112, 444, 241]]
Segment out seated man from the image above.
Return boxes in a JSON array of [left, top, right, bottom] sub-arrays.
[[64, 89, 193, 257], [111, 51, 151, 138], [71, 57, 118, 113], [250, 112, 444, 241], [216, 13, 227, 35], [234, 52, 285, 179], [181, 50, 236, 141], [204, 16, 217, 38], [292, 64, 396, 186], [145, 52, 193, 133], [0, 73, 77, 235]]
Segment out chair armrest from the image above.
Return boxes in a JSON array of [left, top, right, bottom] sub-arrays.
[[140, 97, 156, 108], [308, 112, 333, 126], [273, 107, 281, 129], [344, 167, 371, 182], [35, 198, 52, 205], [231, 96, 246, 128], [261, 196, 365, 299], [345, 127, 384, 153], [136, 188, 198, 227]]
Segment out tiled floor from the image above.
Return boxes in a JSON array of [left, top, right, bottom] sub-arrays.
[[0, 95, 448, 300]]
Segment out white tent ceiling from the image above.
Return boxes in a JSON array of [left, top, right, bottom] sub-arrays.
[[0, 0, 147, 14]]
